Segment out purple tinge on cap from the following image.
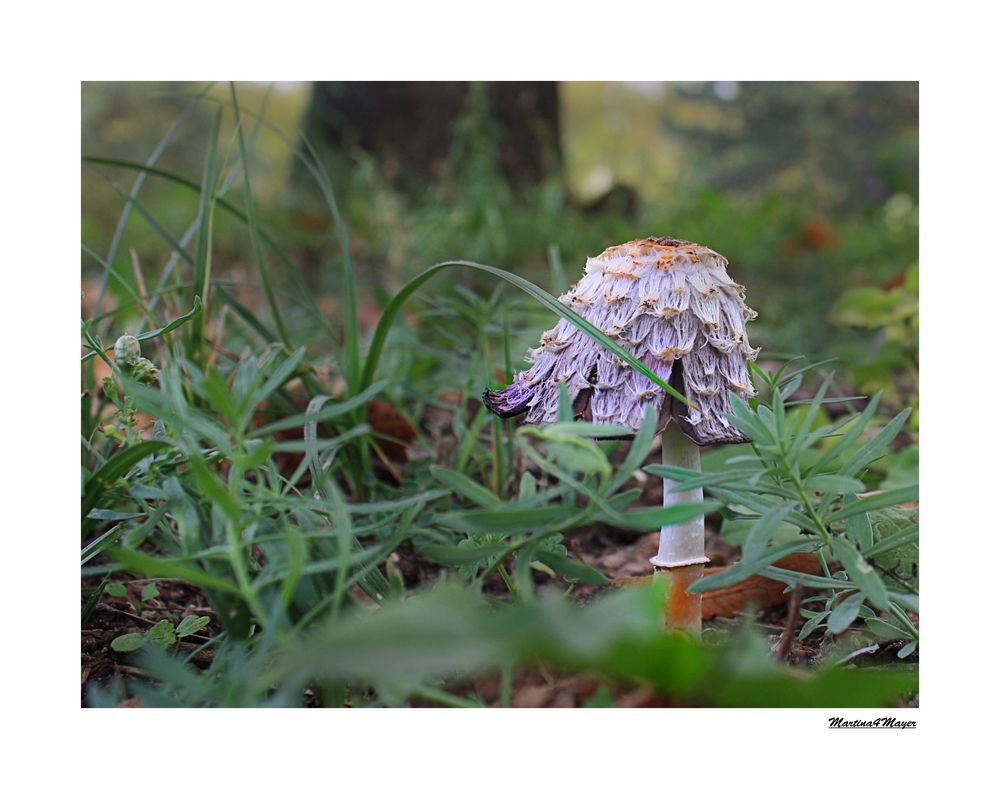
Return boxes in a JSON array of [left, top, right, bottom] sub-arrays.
[[481, 372, 534, 417], [482, 237, 760, 446]]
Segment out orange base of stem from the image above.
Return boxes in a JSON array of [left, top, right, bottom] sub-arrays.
[[655, 564, 704, 637]]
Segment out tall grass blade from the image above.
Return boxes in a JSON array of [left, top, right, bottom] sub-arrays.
[[191, 106, 222, 351], [359, 261, 690, 405], [229, 83, 290, 347]]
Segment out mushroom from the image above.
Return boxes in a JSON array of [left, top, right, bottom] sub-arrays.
[[483, 236, 759, 634]]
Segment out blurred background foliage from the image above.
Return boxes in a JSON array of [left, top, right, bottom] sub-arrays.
[[82, 81, 917, 380]]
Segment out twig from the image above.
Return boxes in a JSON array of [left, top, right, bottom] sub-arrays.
[[774, 582, 803, 661]]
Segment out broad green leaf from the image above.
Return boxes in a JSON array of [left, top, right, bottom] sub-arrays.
[[826, 592, 865, 634], [897, 640, 917, 658], [110, 633, 146, 652], [176, 615, 211, 638], [147, 619, 177, 647], [105, 582, 128, 598], [140, 583, 159, 603]]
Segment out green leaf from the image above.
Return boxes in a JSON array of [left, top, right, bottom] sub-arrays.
[[176, 615, 211, 638], [865, 617, 912, 640], [832, 486, 918, 522], [826, 592, 865, 634], [839, 408, 912, 477], [140, 583, 159, 603], [829, 537, 890, 610], [557, 382, 573, 421], [279, 526, 307, 611], [437, 506, 581, 536], [897, 640, 917, 658], [842, 494, 874, 552], [807, 475, 865, 495], [603, 501, 721, 531], [546, 439, 611, 476], [147, 619, 177, 647], [109, 548, 242, 596], [420, 541, 507, 565], [105, 582, 128, 598], [536, 550, 608, 585], [359, 260, 691, 405], [85, 509, 145, 522], [430, 466, 502, 509], [186, 452, 242, 524], [610, 405, 658, 491], [82, 441, 170, 533], [743, 503, 797, 565], [249, 381, 388, 437], [542, 422, 632, 439], [110, 633, 146, 652], [229, 83, 289, 348], [798, 610, 830, 640], [517, 472, 537, 501], [690, 539, 821, 592], [809, 392, 881, 473], [80, 298, 203, 362]]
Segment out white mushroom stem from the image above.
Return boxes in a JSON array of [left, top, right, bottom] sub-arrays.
[[650, 420, 710, 635]]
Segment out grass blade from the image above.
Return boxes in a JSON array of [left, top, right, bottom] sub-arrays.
[[359, 261, 690, 405], [229, 83, 289, 347]]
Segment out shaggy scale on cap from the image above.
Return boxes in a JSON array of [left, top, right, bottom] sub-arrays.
[[483, 237, 759, 445]]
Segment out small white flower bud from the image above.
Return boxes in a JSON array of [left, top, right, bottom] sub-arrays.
[[114, 334, 141, 367]]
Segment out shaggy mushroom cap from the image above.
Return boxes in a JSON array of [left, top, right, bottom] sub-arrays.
[[483, 237, 759, 445]]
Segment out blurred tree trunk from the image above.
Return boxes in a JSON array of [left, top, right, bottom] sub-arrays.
[[298, 81, 562, 191]]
